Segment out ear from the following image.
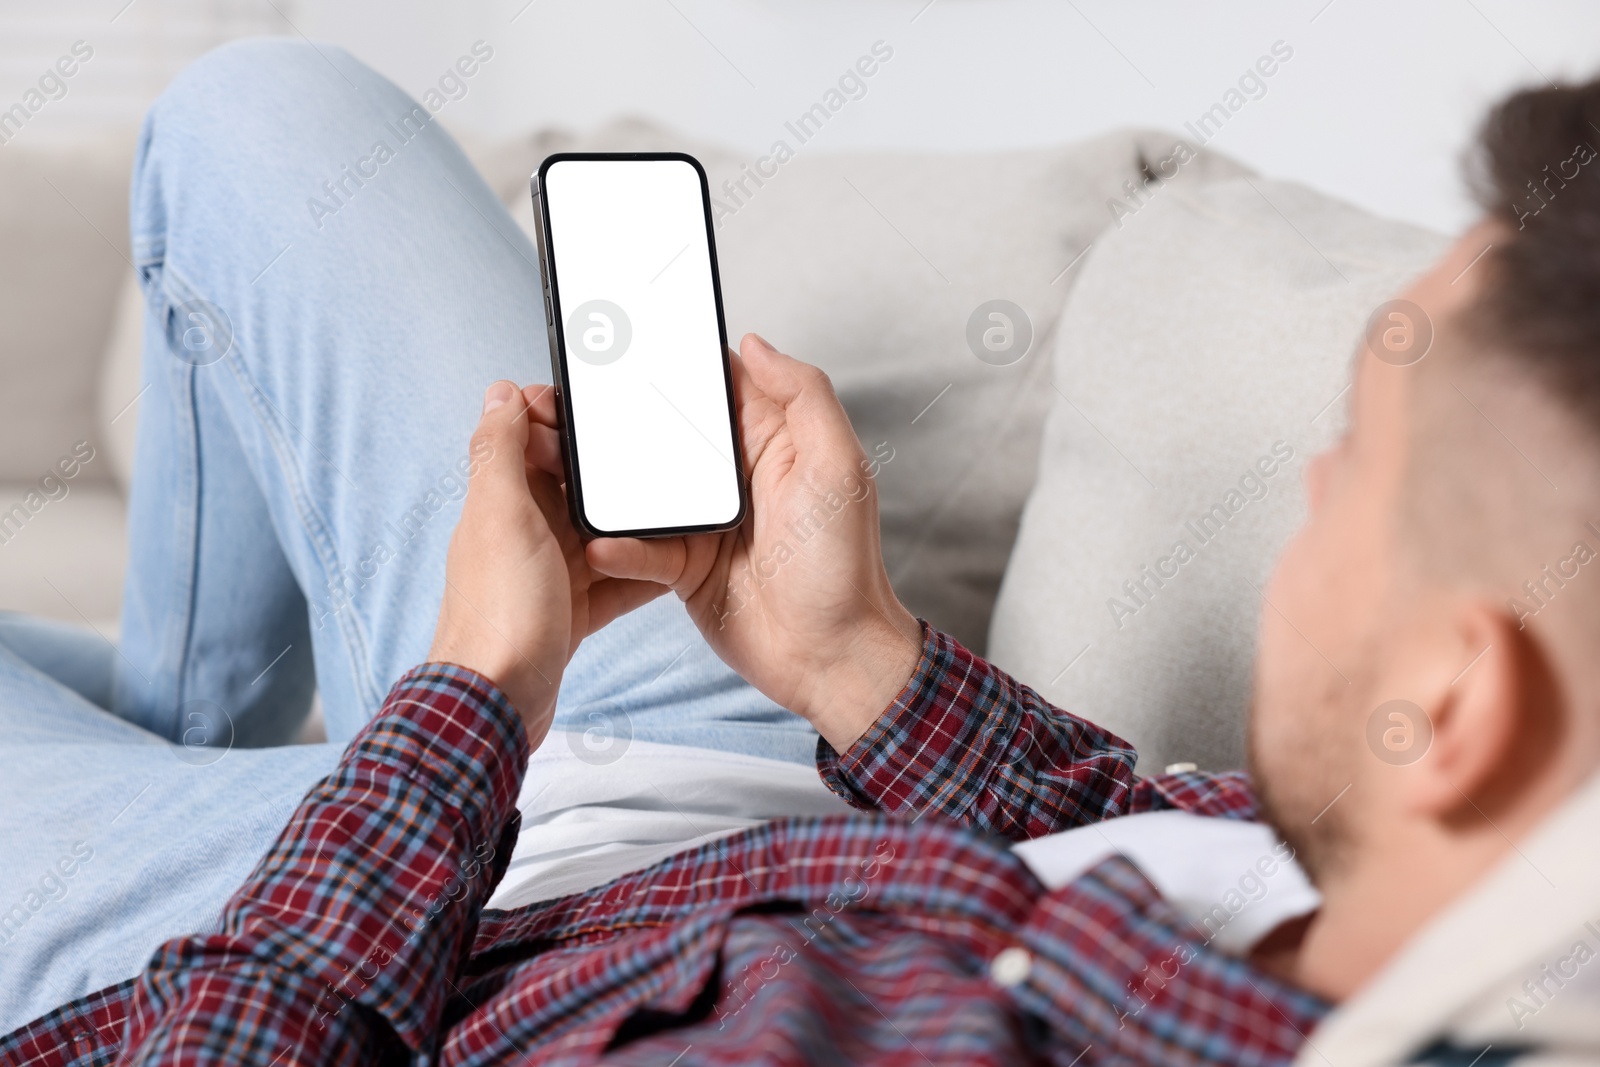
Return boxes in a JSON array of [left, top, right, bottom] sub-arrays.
[[1405, 598, 1563, 825]]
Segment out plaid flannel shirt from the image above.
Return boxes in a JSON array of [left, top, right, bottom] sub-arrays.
[[1, 623, 1328, 1066]]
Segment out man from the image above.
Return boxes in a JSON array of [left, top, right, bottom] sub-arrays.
[[1, 39, 1597, 1067]]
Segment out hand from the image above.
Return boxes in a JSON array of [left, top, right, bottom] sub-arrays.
[[530, 335, 923, 751], [428, 381, 666, 741]]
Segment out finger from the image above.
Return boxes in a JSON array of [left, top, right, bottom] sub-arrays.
[[467, 380, 536, 514], [725, 349, 794, 474], [524, 468, 582, 562], [737, 333, 859, 449], [522, 382, 559, 427], [519, 384, 565, 477], [525, 421, 564, 478], [727, 349, 764, 414], [737, 333, 823, 406], [586, 536, 689, 587], [586, 576, 670, 632]]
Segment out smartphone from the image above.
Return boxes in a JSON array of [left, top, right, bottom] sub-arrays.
[[530, 152, 747, 539]]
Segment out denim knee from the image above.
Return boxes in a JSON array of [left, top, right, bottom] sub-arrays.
[[154, 37, 360, 127]]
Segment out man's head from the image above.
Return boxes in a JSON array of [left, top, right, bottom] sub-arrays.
[[1248, 78, 1600, 996]]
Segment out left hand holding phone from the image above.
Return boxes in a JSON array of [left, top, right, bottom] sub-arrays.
[[427, 380, 667, 741]]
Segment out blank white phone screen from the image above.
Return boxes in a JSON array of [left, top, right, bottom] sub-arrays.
[[544, 158, 741, 534]]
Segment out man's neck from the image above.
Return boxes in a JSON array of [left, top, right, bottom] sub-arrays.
[[1292, 829, 1515, 1002]]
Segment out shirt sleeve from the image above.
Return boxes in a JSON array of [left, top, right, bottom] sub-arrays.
[[115, 663, 530, 1066], [1018, 855, 1329, 1066], [816, 621, 1137, 839]]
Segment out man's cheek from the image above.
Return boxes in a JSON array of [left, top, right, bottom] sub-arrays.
[[1251, 600, 1303, 747], [1263, 531, 1320, 637], [1253, 535, 1338, 724], [1273, 515, 1363, 668]]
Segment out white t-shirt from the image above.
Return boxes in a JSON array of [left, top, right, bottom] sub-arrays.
[[490, 736, 1320, 955], [486, 732, 854, 910]]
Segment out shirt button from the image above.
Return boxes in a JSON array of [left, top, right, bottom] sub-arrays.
[[990, 946, 1033, 987]]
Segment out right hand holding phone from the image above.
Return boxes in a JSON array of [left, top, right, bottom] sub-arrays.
[[536, 334, 923, 751]]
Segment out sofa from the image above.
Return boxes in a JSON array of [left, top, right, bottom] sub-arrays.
[[0, 115, 1444, 772]]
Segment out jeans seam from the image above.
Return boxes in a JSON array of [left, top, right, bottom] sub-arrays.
[[160, 260, 382, 720], [226, 353, 381, 716], [141, 341, 198, 743]]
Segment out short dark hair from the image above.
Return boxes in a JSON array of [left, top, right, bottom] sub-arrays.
[[1468, 80, 1600, 420]]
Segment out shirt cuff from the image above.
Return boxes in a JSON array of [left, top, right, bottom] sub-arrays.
[[347, 661, 531, 849], [816, 619, 980, 813]]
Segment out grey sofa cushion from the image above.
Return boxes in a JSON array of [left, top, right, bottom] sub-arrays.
[[471, 119, 1247, 650], [986, 177, 1447, 773]]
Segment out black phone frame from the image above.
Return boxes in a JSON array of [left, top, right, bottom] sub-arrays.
[[531, 151, 748, 540]]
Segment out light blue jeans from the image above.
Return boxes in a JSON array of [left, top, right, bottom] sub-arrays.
[[0, 38, 814, 1034]]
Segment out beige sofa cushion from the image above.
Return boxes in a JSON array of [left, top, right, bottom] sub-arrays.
[[0, 137, 135, 486], [987, 177, 1447, 773], [0, 138, 135, 625], [0, 481, 127, 625]]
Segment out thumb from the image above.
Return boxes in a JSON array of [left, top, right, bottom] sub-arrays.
[[468, 380, 532, 504], [738, 333, 819, 408], [738, 333, 860, 452]]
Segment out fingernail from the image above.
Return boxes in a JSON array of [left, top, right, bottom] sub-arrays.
[[483, 380, 515, 413], [750, 333, 775, 352]]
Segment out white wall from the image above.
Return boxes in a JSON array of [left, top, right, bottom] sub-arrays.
[[4, 0, 1600, 232]]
